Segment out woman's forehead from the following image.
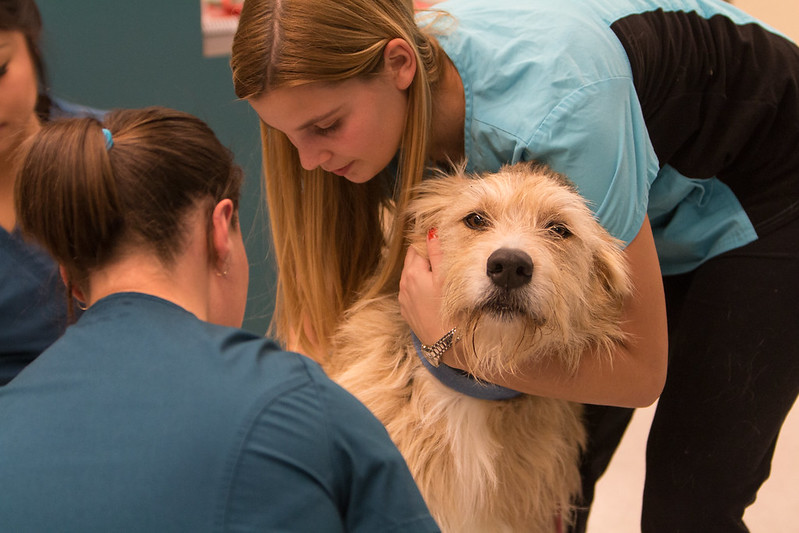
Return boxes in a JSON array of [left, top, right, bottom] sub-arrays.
[[250, 79, 363, 130]]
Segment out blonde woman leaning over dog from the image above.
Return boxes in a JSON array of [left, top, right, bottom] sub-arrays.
[[231, 0, 799, 531], [0, 107, 438, 532]]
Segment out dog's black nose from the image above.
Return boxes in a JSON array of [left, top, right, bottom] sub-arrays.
[[486, 248, 533, 289]]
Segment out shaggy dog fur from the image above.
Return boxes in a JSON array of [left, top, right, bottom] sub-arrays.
[[327, 162, 631, 532]]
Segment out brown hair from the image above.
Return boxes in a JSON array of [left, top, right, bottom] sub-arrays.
[[14, 106, 243, 315], [0, 0, 50, 119], [230, 0, 447, 358]]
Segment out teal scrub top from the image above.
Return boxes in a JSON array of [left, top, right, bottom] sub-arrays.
[[0, 293, 439, 532], [426, 0, 798, 274]]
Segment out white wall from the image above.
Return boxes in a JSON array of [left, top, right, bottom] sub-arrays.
[[732, 0, 799, 43]]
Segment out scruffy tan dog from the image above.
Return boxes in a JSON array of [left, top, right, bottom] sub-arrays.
[[327, 162, 631, 532]]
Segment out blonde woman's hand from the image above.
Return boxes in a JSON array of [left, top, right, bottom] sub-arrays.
[[398, 229, 453, 347]]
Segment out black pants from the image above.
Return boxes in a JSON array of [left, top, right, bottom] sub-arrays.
[[571, 215, 799, 533]]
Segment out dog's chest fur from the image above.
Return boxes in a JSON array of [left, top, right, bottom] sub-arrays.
[[329, 297, 585, 533]]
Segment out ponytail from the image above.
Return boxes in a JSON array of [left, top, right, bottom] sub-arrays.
[[15, 107, 244, 314], [15, 119, 122, 301]]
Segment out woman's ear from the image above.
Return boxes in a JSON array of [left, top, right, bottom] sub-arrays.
[[58, 265, 87, 303], [384, 38, 417, 90], [211, 199, 236, 274]]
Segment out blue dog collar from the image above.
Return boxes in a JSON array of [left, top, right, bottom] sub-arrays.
[[411, 332, 523, 401]]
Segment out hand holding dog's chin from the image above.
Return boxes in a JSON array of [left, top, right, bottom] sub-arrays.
[[398, 234, 454, 347]]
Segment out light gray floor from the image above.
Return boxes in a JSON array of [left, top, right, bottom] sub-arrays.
[[587, 399, 799, 532]]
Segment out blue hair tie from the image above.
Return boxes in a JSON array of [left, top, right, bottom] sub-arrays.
[[102, 128, 114, 150]]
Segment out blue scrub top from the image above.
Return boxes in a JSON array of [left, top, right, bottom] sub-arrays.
[[426, 0, 798, 274], [0, 293, 439, 532], [0, 226, 69, 385]]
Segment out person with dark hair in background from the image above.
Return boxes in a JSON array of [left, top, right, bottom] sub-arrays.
[[0, 0, 103, 384], [0, 106, 439, 532]]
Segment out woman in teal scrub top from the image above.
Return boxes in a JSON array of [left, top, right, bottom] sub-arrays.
[[231, 0, 799, 531], [0, 106, 438, 533], [0, 0, 103, 384]]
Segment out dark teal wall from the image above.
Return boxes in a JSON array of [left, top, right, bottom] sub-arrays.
[[36, 0, 274, 335]]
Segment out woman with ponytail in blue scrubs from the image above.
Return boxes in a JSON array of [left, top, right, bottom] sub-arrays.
[[0, 107, 438, 532]]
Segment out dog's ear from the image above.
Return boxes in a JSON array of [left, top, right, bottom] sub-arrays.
[[403, 194, 431, 259], [591, 236, 632, 304], [405, 172, 469, 256]]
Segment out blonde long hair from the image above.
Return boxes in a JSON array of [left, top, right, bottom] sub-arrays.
[[231, 0, 445, 359]]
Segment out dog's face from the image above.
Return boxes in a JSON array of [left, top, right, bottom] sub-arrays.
[[407, 162, 631, 375]]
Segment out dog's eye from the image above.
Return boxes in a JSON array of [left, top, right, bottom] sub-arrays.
[[463, 212, 490, 230], [546, 222, 572, 239]]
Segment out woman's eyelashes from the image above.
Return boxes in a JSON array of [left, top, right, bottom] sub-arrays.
[[314, 120, 340, 136]]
